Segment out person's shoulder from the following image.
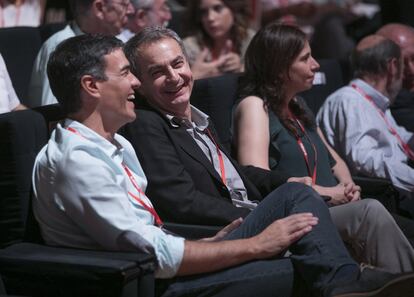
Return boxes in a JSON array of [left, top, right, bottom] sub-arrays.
[[42, 24, 75, 49]]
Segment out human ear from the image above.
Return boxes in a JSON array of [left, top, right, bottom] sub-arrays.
[[80, 75, 101, 98]]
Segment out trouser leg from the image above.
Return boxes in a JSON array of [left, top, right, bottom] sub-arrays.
[[330, 199, 414, 273], [161, 183, 357, 297], [159, 258, 299, 297]]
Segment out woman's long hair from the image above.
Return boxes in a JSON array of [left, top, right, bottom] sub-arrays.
[[185, 0, 249, 55], [239, 23, 315, 133]]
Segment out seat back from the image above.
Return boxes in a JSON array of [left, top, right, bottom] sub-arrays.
[[190, 73, 240, 151], [0, 109, 48, 248], [0, 27, 43, 104], [0, 24, 66, 106], [299, 59, 345, 115]]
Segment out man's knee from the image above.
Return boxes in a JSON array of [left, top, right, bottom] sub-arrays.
[[272, 182, 325, 205], [357, 199, 393, 224]]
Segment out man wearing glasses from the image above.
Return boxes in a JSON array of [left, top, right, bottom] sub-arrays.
[[28, 0, 134, 108], [118, 0, 172, 42]]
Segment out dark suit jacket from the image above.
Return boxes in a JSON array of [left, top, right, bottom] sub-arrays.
[[391, 89, 414, 133], [120, 104, 289, 226]]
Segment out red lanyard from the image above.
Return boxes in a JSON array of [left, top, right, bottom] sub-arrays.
[[205, 128, 227, 186], [351, 83, 414, 160], [66, 126, 163, 226], [293, 118, 318, 184], [122, 164, 163, 227]]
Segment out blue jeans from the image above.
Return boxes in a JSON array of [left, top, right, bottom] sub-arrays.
[[159, 183, 357, 297]]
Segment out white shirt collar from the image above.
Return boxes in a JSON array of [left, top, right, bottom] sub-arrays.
[[352, 78, 390, 111]]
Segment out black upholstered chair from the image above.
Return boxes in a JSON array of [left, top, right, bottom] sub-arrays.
[[0, 27, 43, 105], [0, 23, 65, 107], [0, 109, 156, 297]]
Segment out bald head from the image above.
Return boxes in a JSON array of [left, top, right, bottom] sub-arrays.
[[356, 35, 388, 52], [377, 24, 414, 91], [377, 23, 414, 48]]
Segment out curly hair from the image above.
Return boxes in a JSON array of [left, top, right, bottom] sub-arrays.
[[239, 23, 315, 134], [185, 0, 249, 55]]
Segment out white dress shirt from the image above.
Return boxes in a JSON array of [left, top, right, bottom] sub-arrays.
[[32, 120, 184, 278], [317, 78, 414, 192], [0, 54, 20, 113]]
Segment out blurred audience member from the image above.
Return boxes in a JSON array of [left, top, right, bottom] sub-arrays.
[[0, 0, 46, 27], [183, 0, 254, 79], [28, 0, 134, 107], [0, 53, 26, 113], [317, 35, 414, 218], [378, 23, 414, 132], [118, 0, 171, 42]]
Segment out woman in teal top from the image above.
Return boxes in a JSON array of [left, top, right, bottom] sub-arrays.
[[233, 23, 361, 205], [232, 23, 414, 273]]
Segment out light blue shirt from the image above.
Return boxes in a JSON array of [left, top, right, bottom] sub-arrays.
[[28, 23, 81, 107], [32, 120, 184, 278], [317, 78, 414, 192]]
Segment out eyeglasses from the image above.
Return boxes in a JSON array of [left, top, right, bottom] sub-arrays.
[[108, 0, 130, 10]]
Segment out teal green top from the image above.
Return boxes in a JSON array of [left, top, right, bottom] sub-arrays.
[[268, 109, 338, 187]]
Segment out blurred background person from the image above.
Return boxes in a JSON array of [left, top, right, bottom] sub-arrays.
[[378, 23, 414, 132], [28, 0, 134, 108], [118, 0, 171, 42], [183, 0, 254, 79], [0, 0, 46, 27]]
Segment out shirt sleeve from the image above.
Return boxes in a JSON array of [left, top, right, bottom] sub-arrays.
[[51, 147, 185, 278], [318, 90, 414, 192], [0, 54, 20, 112]]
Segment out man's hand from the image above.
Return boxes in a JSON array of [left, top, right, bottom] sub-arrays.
[[344, 182, 361, 202], [192, 48, 226, 79], [251, 213, 318, 259], [219, 52, 242, 73], [200, 217, 243, 242]]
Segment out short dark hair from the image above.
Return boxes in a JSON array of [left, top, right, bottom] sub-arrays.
[[124, 26, 186, 77], [352, 38, 402, 78], [47, 34, 123, 114]]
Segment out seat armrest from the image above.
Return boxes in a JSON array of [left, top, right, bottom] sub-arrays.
[[353, 175, 397, 213], [352, 175, 393, 192], [164, 223, 221, 239], [0, 242, 155, 297]]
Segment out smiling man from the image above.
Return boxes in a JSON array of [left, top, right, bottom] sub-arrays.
[[31, 32, 414, 297]]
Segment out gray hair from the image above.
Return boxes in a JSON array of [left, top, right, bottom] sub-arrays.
[[124, 26, 188, 77], [352, 38, 402, 78], [130, 0, 154, 10]]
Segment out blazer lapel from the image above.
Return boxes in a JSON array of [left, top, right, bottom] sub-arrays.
[[172, 126, 224, 184]]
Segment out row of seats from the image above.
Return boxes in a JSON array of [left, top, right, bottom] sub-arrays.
[[0, 60, 407, 295]]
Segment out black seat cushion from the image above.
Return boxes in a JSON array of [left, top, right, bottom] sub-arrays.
[[0, 110, 48, 248]]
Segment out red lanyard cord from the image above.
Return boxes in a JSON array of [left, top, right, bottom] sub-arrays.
[[351, 84, 414, 161], [205, 128, 227, 186], [66, 126, 163, 226], [293, 118, 318, 184], [122, 164, 163, 227]]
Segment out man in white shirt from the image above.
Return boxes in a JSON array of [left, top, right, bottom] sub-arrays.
[[32, 33, 414, 297], [317, 34, 414, 218], [28, 0, 134, 108]]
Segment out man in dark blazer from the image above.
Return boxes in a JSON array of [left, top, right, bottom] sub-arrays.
[[119, 26, 414, 274]]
